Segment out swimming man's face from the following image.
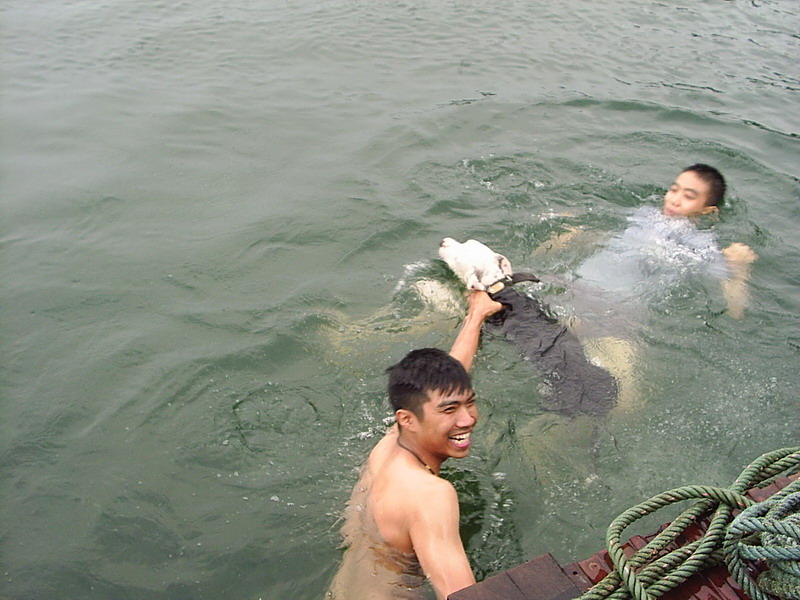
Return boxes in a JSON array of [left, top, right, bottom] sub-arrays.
[[663, 170, 716, 218], [417, 387, 478, 461]]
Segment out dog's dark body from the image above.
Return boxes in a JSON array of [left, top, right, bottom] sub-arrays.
[[485, 287, 618, 417], [438, 237, 618, 417]]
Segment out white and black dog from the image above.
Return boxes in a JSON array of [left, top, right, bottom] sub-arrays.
[[439, 238, 617, 417], [439, 237, 539, 294]]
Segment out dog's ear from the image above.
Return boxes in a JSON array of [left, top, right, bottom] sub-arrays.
[[496, 254, 513, 276]]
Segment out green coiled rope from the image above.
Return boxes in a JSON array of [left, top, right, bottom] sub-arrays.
[[577, 447, 800, 600], [725, 477, 800, 600]]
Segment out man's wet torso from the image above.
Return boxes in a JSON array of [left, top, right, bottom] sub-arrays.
[[327, 462, 428, 600]]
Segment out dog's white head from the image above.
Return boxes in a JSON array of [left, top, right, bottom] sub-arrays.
[[439, 237, 513, 291]]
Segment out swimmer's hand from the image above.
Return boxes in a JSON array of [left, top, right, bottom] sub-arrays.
[[721, 243, 757, 320], [465, 291, 504, 320], [723, 242, 757, 266]]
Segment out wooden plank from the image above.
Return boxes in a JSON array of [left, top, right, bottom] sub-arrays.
[[506, 554, 583, 600], [450, 554, 582, 600], [450, 571, 528, 600]]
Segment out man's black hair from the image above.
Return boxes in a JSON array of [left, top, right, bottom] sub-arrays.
[[683, 163, 726, 207], [386, 348, 472, 419]]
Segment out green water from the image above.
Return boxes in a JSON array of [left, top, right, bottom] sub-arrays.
[[2, 1, 798, 598]]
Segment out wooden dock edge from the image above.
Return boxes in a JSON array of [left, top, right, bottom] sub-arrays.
[[449, 553, 582, 600], [450, 474, 798, 600]]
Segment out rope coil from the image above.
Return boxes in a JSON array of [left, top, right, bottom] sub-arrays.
[[577, 447, 800, 600], [725, 478, 800, 600]]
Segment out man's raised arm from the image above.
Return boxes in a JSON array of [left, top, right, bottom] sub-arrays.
[[449, 292, 504, 372]]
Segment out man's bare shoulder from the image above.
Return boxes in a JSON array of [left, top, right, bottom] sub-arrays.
[[374, 449, 455, 497], [368, 426, 399, 470], [415, 475, 460, 517], [383, 467, 459, 532], [367, 427, 459, 511]]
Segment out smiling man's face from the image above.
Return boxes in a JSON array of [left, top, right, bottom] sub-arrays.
[[415, 387, 478, 462]]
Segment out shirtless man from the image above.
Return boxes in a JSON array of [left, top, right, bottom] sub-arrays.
[[327, 291, 504, 600]]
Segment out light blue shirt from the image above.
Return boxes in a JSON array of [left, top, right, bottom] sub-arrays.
[[575, 206, 728, 303]]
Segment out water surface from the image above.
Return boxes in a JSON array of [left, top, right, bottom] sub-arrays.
[[2, 1, 799, 598]]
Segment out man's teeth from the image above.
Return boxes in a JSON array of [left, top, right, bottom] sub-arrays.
[[450, 432, 471, 441]]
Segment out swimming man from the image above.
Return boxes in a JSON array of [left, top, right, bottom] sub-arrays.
[[326, 291, 503, 600], [571, 163, 757, 321], [662, 163, 757, 318]]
